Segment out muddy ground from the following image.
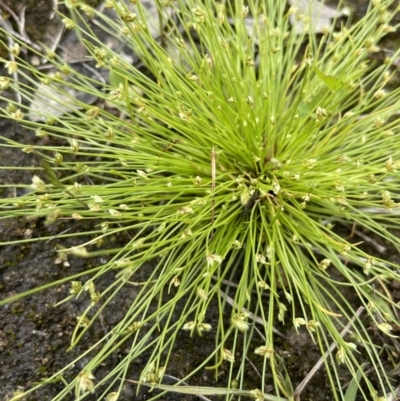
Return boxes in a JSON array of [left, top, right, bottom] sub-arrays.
[[0, 1, 399, 401]]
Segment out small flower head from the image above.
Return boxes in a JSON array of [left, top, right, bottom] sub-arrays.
[[385, 157, 400, 172], [62, 17, 76, 29], [254, 345, 274, 358], [306, 320, 320, 332], [109, 83, 124, 100], [182, 321, 196, 331], [257, 280, 269, 290], [250, 389, 266, 401], [108, 209, 122, 217], [86, 106, 101, 119], [69, 246, 89, 258], [206, 253, 223, 267], [80, 4, 94, 18], [318, 258, 331, 271], [5, 61, 18, 74], [76, 370, 95, 394], [256, 254, 267, 264], [70, 281, 82, 295], [231, 312, 249, 332], [315, 106, 329, 120], [178, 206, 194, 215], [70, 139, 79, 153], [31, 175, 46, 192], [382, 191, 396, 208], [266, 245, 274, 260], [36, 128, 49, 138], [222, 348, 235, 362], [136, 169, 148, 179], [11, 109, 24, 120], [336, 346, 346, 364], [305, 158, 317, 169], [54, 152, 63, 164], [377, 323, 393, 335], [106, 392, 119, 401], [336, 342, 357, 364], [10, 43, 20, 57], [293, 317, 307, 329], [196, 286, 208, 301], [0, 77, 10, 91], [278, 302, 287, 322], [197, 322, 212, 333], [374, 89, 386, 99], [232, 239, 242, 249], [141, 363, 165, 385], [194, 175, 202, 186], [363, 258, 374, 275]]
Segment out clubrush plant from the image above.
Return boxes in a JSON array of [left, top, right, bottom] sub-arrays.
[[1, 0, 400, 400]]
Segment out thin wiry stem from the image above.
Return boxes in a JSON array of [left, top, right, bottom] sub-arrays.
[[294, 307, 365, 400]]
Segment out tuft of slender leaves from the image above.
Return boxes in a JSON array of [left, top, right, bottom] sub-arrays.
[[1, 0, 400, 400]]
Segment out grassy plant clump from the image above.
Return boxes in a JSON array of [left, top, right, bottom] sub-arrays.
[[1, 0, 400, 400]]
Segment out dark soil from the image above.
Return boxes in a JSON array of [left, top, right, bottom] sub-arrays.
[[0, 1, 399, 401]]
